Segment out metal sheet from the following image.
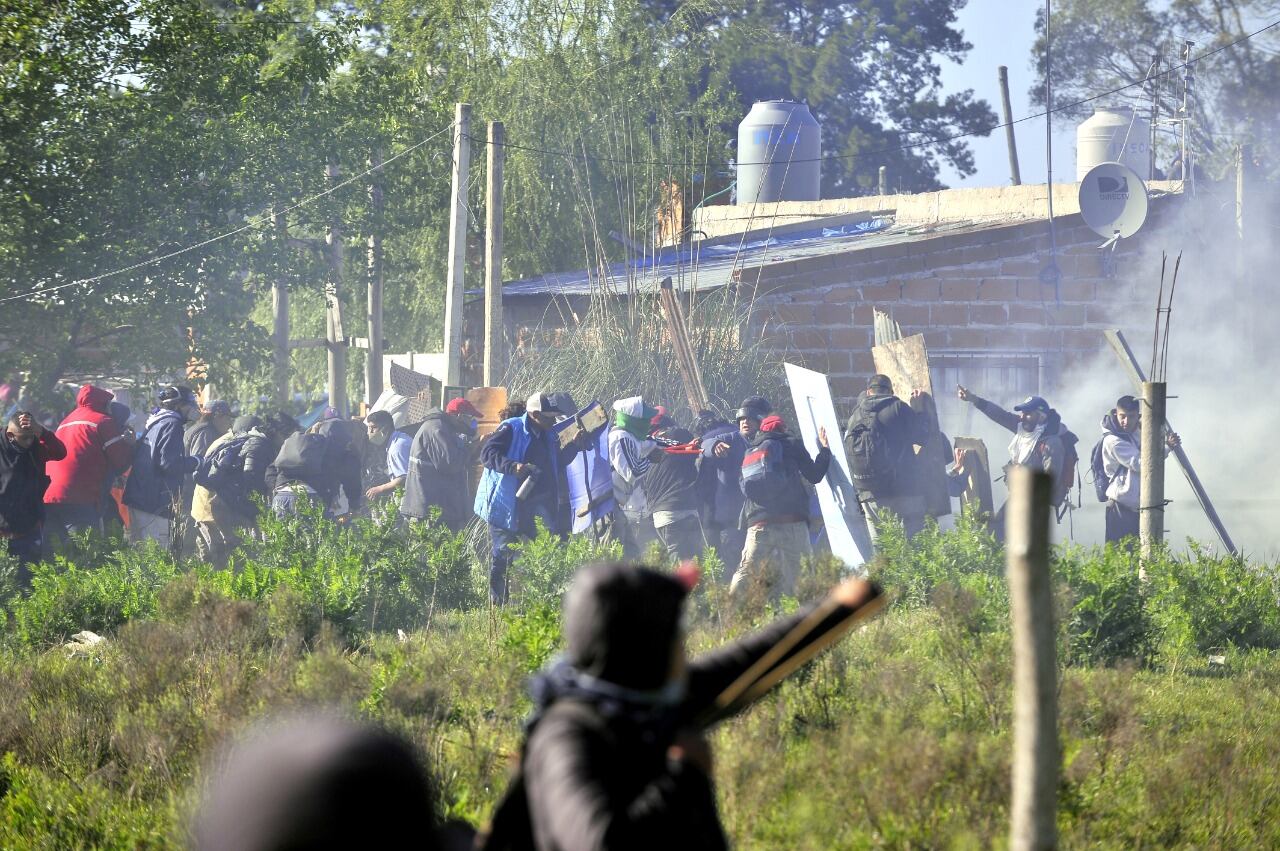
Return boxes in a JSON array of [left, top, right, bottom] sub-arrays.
[[784, 362, 872, 571]]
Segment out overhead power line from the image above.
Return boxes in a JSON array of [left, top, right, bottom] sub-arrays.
[[0, 123, 454, 306], [4, 18, 1276, 306]]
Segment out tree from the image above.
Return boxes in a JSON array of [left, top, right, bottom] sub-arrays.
[[1030, 0, 1280, 178], [644, 0, 998, 195], [0, 0, 356, 410]]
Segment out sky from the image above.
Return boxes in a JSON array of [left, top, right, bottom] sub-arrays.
[[937, 0, 1078, 188]]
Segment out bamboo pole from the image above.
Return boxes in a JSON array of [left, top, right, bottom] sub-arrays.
[[1007, 466, 1058, 851]]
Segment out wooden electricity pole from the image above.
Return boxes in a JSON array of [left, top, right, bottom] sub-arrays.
[[443, 103, 472, 388], [271, 206, 290, 407], [1139, 381, 1167, 568], [324, 158, 348, 416], [1007, 466, 1058, 851], [998, 66, 1022, 185], [484, 120, 505, 387], [365, 147, 385, 406]]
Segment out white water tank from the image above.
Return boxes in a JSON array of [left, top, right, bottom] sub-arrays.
[[1076, 106, 1151, 182], [736, 100, 822, 204]]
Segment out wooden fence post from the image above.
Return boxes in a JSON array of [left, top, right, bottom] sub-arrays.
[[1007, 466, 1058, 851]]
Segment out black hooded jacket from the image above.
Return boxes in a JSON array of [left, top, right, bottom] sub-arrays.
[[400, 409, 472, 527], [843, 391, 932, 499], [0, 430, 66, 535], [517, 598, 863, 851]]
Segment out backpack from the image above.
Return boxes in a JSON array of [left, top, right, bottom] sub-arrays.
[[272, 432, 327, 483], [194, 435, 250, 492], [1088, 437, 1113, 502], [741, 436, 791, 507], [844, 405, 896, 494]]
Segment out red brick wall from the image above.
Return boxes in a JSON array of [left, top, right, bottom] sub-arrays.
[[746, 211, 1160, 406]]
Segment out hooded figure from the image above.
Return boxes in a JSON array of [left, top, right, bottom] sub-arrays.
[[400, 402, 477, 529], [44, 384, 134, 539], [123, 386, 200, 546], [194, 715, 473, 851], [608, 396, 660, 559], [490, 562, 877, 851]]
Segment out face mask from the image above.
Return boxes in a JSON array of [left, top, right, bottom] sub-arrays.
[[467, 417, 478, 435], [368, 430, 388, 447]]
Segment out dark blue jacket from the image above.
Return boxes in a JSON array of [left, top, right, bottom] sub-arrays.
[[123, 409, 197, 517], [699, 423, 746, 528]]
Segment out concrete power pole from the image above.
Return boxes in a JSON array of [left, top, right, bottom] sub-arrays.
[[324, 159, 347, 416], [443, 103, 472, 388], [271, 207, 290, 407], [366, 147, 385, 406], [1007, 466, 1058, 851], [998, 66, 1022, 185], [1139, 381, 1167, 569], [484, 120, 505, 386]]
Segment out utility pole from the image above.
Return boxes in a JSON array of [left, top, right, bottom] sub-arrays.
[[998, 66, 1022, 185], [443, 103, 472, 388], [1007, 466, 1058, 851], [271, 206, 290, 408], [366, 147, 385, 406], [484, 120, 505, 387], [324, 158, 347, 416], [1139, 381, 1167, 571]]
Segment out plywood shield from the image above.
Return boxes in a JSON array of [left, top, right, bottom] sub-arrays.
[[872, 334, 951, 518], [953, 437, 995, 519]]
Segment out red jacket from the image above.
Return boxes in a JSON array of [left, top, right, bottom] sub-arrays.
[[44, 385, 132, 506]]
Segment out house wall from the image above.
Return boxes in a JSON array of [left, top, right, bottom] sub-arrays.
[[742, 211, 1159, 408], [461, 199, 1185, 410]]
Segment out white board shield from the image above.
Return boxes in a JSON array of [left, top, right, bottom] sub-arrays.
[[784, 362, 873, 571]]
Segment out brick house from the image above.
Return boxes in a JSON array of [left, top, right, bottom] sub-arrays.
[[464, 183, 1190, 427]]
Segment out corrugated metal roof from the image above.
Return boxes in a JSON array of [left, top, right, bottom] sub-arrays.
[[487, 217, 939, 298]]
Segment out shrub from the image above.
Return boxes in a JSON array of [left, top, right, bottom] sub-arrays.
[[1147, 542, 1280, 660], [6, 544, 182, 648], [1055, 543, 1154, 666]]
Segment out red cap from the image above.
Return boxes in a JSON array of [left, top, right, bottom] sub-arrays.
[[760, 415, 786, 433], [446, 398, 482, 418], [649, 405, 669, 426]]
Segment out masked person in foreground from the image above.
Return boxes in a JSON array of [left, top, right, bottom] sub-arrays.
[[481, 562, 881, 850]]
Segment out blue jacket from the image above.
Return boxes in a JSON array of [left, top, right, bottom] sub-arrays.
[[475, 414, 561, 531], [123, 409, 197, 517], [699, 423, 746, 528]]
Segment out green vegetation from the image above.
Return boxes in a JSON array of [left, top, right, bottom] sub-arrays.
[[2, 513, 1279, 847]]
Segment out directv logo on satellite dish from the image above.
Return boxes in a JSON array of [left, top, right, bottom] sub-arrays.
[[1097, 176, 1129, 201], [1079, 162, 1148, 240]]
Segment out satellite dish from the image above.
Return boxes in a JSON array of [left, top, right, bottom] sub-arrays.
[[1079, 162, 1149, 239]]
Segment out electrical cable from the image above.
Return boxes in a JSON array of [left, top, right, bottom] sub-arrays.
[[0, 123, 455, 305], [7, 17, 1276, 306]]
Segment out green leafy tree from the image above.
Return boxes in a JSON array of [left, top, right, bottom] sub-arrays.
[[645, 0, 998, 195], [1030, 0, 1280, 177], [0, 0, 357, 409]]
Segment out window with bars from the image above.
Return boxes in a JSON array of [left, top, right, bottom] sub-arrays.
[[930, 353, 1042, 436]]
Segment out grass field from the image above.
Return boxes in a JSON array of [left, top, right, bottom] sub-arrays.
[[2, 506, 1278, 848]]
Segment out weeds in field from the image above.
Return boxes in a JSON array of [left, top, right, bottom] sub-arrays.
[[2, 518, 1280, 847]]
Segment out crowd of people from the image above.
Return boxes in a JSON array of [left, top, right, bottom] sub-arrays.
[[1, 376, 1179, 591]]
